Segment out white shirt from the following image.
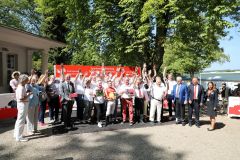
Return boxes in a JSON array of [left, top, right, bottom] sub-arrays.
[[75, 78, 84, 94], [10, 79, 19, 92], [134, 85, 148, 99], [167, 80, 177, 94], [193, 85, 199, 99], [175, 84, 181, 98], [151, 83, 166, 100], [84, 86, 94, 101], [120, 84, 134, 99], [93, 87, 105, 104], [16, 85, 27, 102]]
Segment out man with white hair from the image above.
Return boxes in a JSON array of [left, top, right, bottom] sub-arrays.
[[149, 76, 166, 124], [172, 76, 188, 126], [59, 74, 75, 130]]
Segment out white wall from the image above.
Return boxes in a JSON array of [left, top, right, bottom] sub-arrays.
[[0, 41, 32, 93]]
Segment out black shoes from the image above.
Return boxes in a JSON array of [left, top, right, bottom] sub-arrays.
[[176, 121, 181, 125]]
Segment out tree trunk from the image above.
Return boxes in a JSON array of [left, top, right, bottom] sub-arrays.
[[155, 4, 170, 73]]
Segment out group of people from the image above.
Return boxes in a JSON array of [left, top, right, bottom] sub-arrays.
[[10, 63, 225, 142]]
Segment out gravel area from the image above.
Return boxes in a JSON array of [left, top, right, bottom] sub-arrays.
[[0, 115, 240, 160]]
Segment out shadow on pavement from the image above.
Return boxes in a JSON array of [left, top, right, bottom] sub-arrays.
[[50, 131, 186, 160], [0, 119, 15, 134], [200, 120, 226, 130]]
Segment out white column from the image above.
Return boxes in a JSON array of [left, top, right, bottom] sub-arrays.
[[41, 49, 49, 72], [26, 49, 33, 73]]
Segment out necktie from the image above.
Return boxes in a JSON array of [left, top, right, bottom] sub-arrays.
[[194, 85, 196, 99]]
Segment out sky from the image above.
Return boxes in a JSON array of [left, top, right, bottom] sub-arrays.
[[205, 27, 240, 71]]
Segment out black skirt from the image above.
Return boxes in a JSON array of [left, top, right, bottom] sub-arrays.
[[206, 101, 217, 117]]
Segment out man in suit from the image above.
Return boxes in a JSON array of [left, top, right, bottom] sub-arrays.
[[188, 77, 204, 128], [59, 74, 75, 130], [172, 76, 188, 126]]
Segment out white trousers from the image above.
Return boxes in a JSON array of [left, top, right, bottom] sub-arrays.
[[27, 105, 39, 132], [14, 102, 28, 140], [150, 99, 162, 122], [106, 101, 115, 116]]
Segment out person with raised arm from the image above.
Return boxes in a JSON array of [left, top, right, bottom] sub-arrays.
[[164, 71, 177, 121], [46, 75, 60, 124], [149, 76, 166, 124], [74, 69, 86, 122], [37, 70, 49, 126], [134, 77, 149, 123], [59, 74, 76, 130], [83, 79, 94, 123], [104, 80, 117, 126], [119, 77, 135, 126], [93, 77, 105, 128]]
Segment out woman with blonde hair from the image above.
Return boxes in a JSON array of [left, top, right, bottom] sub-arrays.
[[26, 71, 40, 135], [37, 70, 49, 126]]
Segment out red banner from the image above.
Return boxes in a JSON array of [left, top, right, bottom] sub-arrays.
[[228, 96, 240, 117], [54, 65, 141, 78]]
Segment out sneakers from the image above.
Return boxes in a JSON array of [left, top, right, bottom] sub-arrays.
[[121, 121, 126, 125], [129, 122, 133, 126], [16, 137, 28, 142], [98, 122, 103, 128]]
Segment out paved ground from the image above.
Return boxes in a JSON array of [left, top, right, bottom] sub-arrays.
[[0, 114, 240, 160]]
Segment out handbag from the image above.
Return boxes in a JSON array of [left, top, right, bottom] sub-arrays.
[[39, 91, 47, 102]]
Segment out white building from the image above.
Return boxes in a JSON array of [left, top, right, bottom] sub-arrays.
[[0, 25, 65, 93]]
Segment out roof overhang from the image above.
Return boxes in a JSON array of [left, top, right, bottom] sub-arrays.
[[0, 25, 66, 50]]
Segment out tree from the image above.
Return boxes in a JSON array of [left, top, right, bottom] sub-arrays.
[[35, 0, 70, 64], [141, 0, 239, 73], [163, 39, 230, 77], [0, 0, 42, 34]]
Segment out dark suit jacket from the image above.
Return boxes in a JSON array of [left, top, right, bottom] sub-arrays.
[[188, 84, 204, 104], [205, 89, 218, 108]]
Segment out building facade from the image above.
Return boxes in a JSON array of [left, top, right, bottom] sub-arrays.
[[0, 25, 65, 93]]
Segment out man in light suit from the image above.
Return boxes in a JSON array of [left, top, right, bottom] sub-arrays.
[[172, 76, 188, 126], [188, 77, 204, 128], [59, 74, 75, 129]]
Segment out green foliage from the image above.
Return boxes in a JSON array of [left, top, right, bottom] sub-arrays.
[[1, 0, 240, 75], [0, 0, 42, 34]]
